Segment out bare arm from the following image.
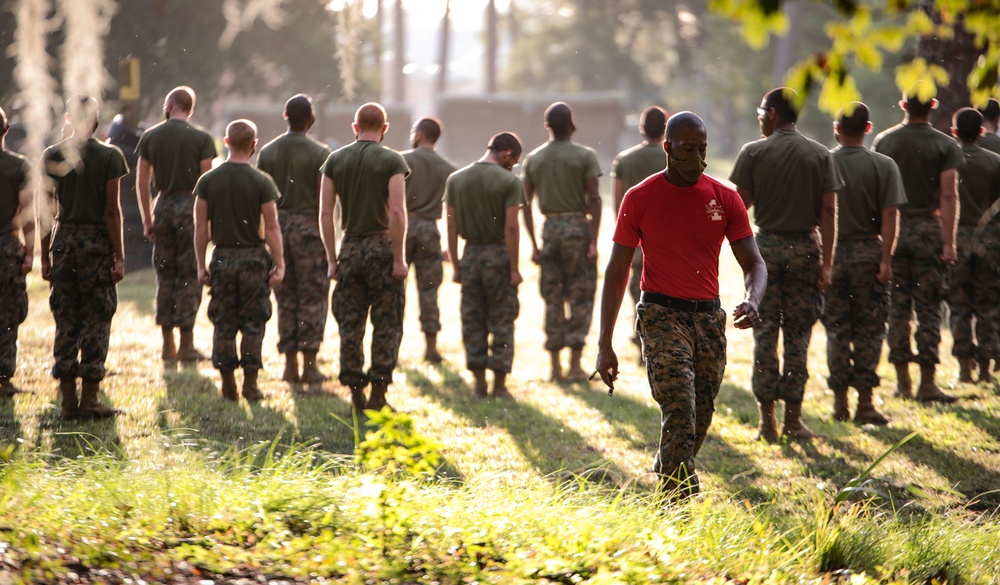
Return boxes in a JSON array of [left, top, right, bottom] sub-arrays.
[[730, 236, 767, 329], [388, 173, 407, 279], [817, 190, 837, 291], [522, 178, 539, 264], [262, 200, 284, 287], [939, 168, 959, 264], [737, 186, 754, 209], [37, 175, 56, 281], [17, 185, 34, 274], [199, 158, 213, 176], [612, 178, 625, 216], [594, 242, 635, 391], [585, 175, 601, 263], [104, 179, 125, 283], [505, 205, 522, 286], [136, 157, 154, 241], [194, 197, 210, 286], [319, 175, 339, 280], [446, 204, 460, 283], [878, 206, 898, 284]]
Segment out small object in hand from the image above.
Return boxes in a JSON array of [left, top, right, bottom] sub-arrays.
[[589, 370, 614, 396]]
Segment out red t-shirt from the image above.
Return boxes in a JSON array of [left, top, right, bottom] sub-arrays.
[[613, 172, 753, 300]]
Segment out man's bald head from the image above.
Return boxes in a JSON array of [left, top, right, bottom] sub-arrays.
[[544, 102, 575, 138], [284, 94, 314, 132], [665, 111, 706, 143], [641, 106, 667, 141], [355, 102, 387, 133], [67, 95, 100, 136], [226, 119, 258, 153], [166, 86, 196, 114]]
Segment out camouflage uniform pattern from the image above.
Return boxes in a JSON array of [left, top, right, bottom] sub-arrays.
[[539, 213, 596, 351], [752, 230, 822, 403], [405, 217, 443, 334], [275, 211, 329, 354], [153, 193, 202, 328], [49, 226, 117, 381], [0, 233, 28, 378], [460, 244, 519, 373], [637, 302, 727, 496], [888, 215, 946, 366], [332, 234, 405, 388], [949, 225, 1000, 361], [821, 238, 889, 390], [207, 246, 273, 372]]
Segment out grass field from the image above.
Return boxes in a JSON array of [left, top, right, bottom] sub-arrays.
[[2, 194, 1000, 583]]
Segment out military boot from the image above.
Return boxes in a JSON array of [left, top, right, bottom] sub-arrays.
[[549, 350, 564, 382], [491, 371, 514, 400], [59, 377, 79, 420], [281, 352, 299, 383], [832, 388, 850, 422], [756, 401, 779, 443], [424, 333, 443, 364], [915, 364, 958, 403], [300, 351, 328, 383], [854, 387, 889, 425], [220, 370, 239, 401], [782, 401, 819, 440], [472, 369, 489, 399], [958, 357, 974, 383], [978, 359, 994, 384], [242, 369, 264, 402], [176, 327, 206, 362], [349, 384, 368, 415], [161, 326, 177, 360], [893, 363, 913, 399], [566, 347, 588, 381], [78, 380, 120, 419], [367, 381, 393, 412], [0, 377, 27, 398]]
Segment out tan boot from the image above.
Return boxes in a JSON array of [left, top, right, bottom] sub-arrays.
[[367, 381, 392, 412], [161, 326, 177, 360], [424, 333, 443, 363], [282, 353, 299, 383], [756, 401, 779, 443], [78, 380, 120, 419], [0, 377, 27, 398], [349, 384, 368, 415], [978, 359, 993, 383], [915, 364, 957, 403], [565, 347, 588, 381], [300, 351, 329, 383], [549, 350, 564, 382], [220, 370, 239, 401], [854, 387, 889, 425], [472, 369, 488, 399], [59, 377, 79, 420], [832, 388, 850, 422], [893, 363, 912, 399], [492, 371, 514, 400], [176, 328, 206, 362], [782, 401, 819, 440], [242, 369, 264, 402], [958, 357, 974, 383]]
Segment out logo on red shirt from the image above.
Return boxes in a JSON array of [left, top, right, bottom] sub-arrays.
[[706, 199, 725, 221]]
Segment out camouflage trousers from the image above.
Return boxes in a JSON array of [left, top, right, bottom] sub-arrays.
[[539, 213, 596, 351], [274, 211, 329, 354], [460, 244, 520, 374], [405, 217, 443, 334], [207, 246, 273, 372], [153, 193, 202, 328], [49, 226, 117, 381], [332, 234, 405, 388], [0, 233, 28, 378], [821, 238, 889, 390], [637, 301, 726, 496], [888, 215, 945, 366], [948, 226, 1000, 361], [752, 230, 821, 403]]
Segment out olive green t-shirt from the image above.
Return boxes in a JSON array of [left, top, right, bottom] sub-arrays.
[[872, 123, 964, 216], [831, 146, 907, 237], [256, 132, 331, 214], [445, 162, 525, 244], [321, 140, 410, 236], [43, 138, 129, 225], [729, 128, 843, 232], [957, 144, 1000, 227], [136, 118, 216, 195], [980, 132, 1000, 157], [522, 140, 602, 214], [611, 142, 665, 194], [194, 162, 279, 247], [0, 148, 31, 235], [401, 147, 457, 220]]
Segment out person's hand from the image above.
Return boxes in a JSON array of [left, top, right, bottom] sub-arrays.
[[143, 220, 155, 242], [111, 258, 125, 284], [198, 266, 210, 286], [510, 269, 523, 286], [531, 248, 541, 265], [876, 259, 892, 284], [41, 258, 52, 282], [586, 242, 598, 263], [733, 300, 758, 329], [817, 266, 832, 292], [452, 265, 461, 284], [21, 250, 32, 275], [328, 259, 339, 280], [941, 242, 957, 266], [269, 264, 285, 287], [391, 259, 408, 280], [594, 345, 619, 392]]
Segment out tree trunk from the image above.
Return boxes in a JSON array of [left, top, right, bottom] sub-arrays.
[[917, 11, 979, 132], [394, 0, 405, 104], [772, 0, 799, 86], [437, 0, 450, 96], [485, 0, 497, 94]]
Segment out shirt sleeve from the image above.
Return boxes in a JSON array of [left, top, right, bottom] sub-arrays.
[[504, 174, 526, 208], [723, 187, 754, 243], [18, 158, 31, 191], [392, 152, 411, 179], [261, 173, 280, 204], [200, 133, 217, 161], [193, 174, 208, 201], [610, 154, 623, 179], [585, 149, 602, 179], [728, 145, 754, 192], [135, 132, 148, 159], [320, 152, 335, 179], [822, 150, 845, 193], [880, 159, 907, 208], [443, 174, 456, 208], [109, 147, 130, 180], [612, 190, 640, 248], [943, 140, 965, 172]]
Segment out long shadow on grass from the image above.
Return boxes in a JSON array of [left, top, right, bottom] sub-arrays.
[[286, 382, 380, 456], [405, 363, 646, 492], [115, 268, 155, 317], [2, 387, 126, 461]]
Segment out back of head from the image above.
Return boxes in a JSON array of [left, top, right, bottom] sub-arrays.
[[978, 98, 1000, 123], [641, 106, 667, 140], [284, 94, 314, 131], [167, 86, 196, 114], [414, 117, 442, 143], [763, 87, 799, 124], [836, 102, 870, 136], [355, 102, 387, 133], [544, 102, 574, 137], [66, 95, 100, 136], [665, 111, 706, 143], [487, 131, 523, 157], [902, 82, 935, 118], [226, 119, 258, 152], [953, 107, 983, 142]]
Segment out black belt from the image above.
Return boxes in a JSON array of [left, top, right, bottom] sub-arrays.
[[640, 292, 720, 313]]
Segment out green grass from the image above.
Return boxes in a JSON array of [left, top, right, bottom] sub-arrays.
[[3, 204, 1000, 583]]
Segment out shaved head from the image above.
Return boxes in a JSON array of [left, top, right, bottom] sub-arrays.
[[487, 131, 522, 157], [836, 102, 870, 136], [67, 95, 100, 135], [226, 119, 257, 152], [953, 107, 983, 142], [666, 111, 706, 142], [355, 102, 387, 133], [166, 86, 196, 114], [284, 94, 314, 132], [545, 102, 575, 137], [641, 106, 667, 140]]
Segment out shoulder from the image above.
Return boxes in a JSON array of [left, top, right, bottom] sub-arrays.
[[872, 124, 904, 147], [258, 133, 286, 154]]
